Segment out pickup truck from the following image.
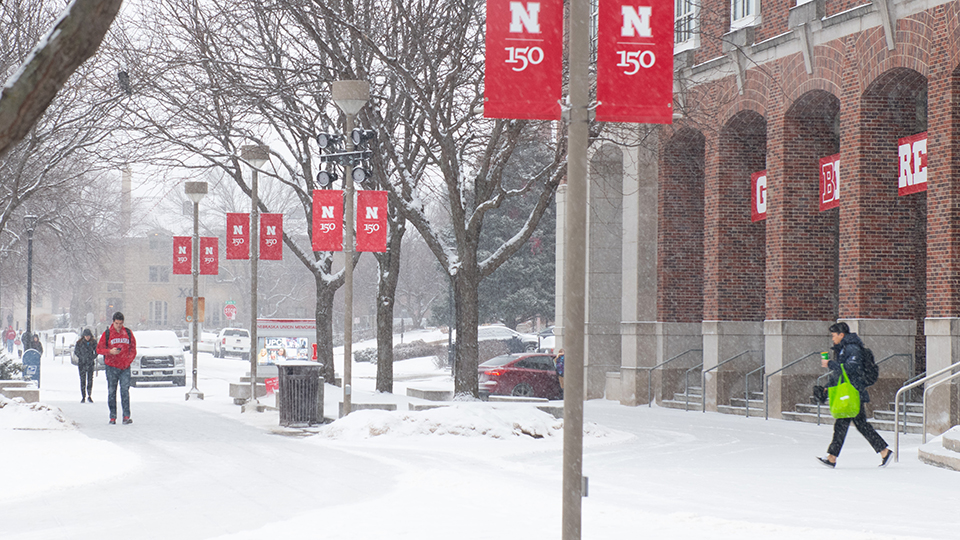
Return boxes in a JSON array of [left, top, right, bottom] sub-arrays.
[[214, 328, 250, 359]]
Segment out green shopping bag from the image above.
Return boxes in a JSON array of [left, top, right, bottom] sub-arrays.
[[828, 364, 861, 419]]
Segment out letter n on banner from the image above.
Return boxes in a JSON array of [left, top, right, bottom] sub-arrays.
[[200, 237, 219, 275], [357, 191, 388, 252], [595, 0, 674, 123], [484, 0, 563, 120], [260, 213, 283, 260], [173, 236, 192, 274], [226, 213, 249, 260], [312, 190, 343, 252], [819, 154, 840, 211], [751, 171, 767, 222]]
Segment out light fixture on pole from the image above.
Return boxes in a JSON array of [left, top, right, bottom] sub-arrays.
[[184, 181, 207, 401], [240, 144, 270, 413], [23, 215, 38, 338], [331, 80, 369, 417]]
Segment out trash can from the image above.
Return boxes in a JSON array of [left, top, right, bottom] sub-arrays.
[[277, 361, 324, 427], [22, 349, 41, 386]]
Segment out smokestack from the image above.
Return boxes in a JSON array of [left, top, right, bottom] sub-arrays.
[[121, 165, 132, 236]]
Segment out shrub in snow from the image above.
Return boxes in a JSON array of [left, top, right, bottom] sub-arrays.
[[0, 356, 22, 380], [353, 348, 377, 363]]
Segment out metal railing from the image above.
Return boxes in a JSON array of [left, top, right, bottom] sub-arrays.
[[894, 358, 960, 462], [922, 370, 960, 444], [684, 362, 703, 411], [745, 364, 765, 418], [764, 351, 822, 420], [813, 353, 913, 425], [700, 350, 763, 413], [623, 349, 702, 407]]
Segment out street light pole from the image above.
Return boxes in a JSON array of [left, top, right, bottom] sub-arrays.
[[331, 80, 369, 417], [241, 145, 270, 413], [23, 215, 38, 338], [185, 181, 208, 401]]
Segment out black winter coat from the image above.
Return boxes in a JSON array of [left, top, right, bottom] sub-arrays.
[[828, 332, 871, 403], [74, 338, 98, 366]]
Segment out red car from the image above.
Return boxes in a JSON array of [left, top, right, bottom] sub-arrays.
[[478, 353, 563, 400]]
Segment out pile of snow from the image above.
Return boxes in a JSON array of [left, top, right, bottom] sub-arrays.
[[0, 394, 74, 430], [319, 402, 615, 441]]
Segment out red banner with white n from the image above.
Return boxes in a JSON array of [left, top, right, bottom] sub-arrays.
[[173, 236, 191, 274], [484, 0, 563, 120], [199, 237, 218, 275], [312, 190, 343, 252], [357, 191, 388, 252], [595, 0, 674, 123], [226, 213, 249, 260], [260, 213, 283, 260]]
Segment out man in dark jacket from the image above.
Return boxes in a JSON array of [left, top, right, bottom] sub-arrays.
[[74, 329, 98, 403], [818, 322, 893, 468]]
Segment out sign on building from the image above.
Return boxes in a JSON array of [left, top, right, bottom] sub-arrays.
[[751, 170, 767, 222], [819, 153, 840, 211], [898, 132, 927, 196]]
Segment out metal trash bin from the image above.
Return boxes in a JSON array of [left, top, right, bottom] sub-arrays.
[[277, 361, 324, 426]]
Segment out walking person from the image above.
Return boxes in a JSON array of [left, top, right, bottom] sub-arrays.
[[817, 322, 893, 468], [554, 349, 564, 392], [96, 312, 137, 425], [74, 329, 98, 403], [27, 333, 43, 356], [4, 325, 14, 355]]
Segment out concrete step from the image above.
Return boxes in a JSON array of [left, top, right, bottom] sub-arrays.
[[729, 397, 764, 409], [782, 411, 830, 424], [885, 402, 923, 414], [661, 398, 702, 411], [873, 409, 923, 423], [717, 404, 765, 417], [795, 403, 830, 415], [869, 418, 923, 434], [918, 426, 960, 471]]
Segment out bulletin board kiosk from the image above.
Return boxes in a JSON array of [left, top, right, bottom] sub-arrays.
[[256, 318, 317, 368]]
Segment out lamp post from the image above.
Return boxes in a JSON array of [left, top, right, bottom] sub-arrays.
[[332, 80, 369, 417], [185, 181, 208, 401], [240, 144, 270, 413], [23, 215, 38, 338]]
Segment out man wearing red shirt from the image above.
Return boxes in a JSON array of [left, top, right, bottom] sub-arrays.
[[97, 312, 137, 424]]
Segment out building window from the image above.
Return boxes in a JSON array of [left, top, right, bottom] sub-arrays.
[[675, 0, 697, 51], [731, 0, 758, 30], [149, 266, 170, 283], [148, 301, 168, 326]]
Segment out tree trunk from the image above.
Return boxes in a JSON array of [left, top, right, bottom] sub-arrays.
[[315, 274, 336, 383], [453, 269, 481, 398], [375, 230, 403, 392]]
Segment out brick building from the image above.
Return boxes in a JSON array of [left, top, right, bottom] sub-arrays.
[[556, 0, 960, 436]]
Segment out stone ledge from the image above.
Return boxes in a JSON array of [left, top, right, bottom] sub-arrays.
[[406, 387, 453, 401], [0, 388, 39, 402], [942, 426, 960, 453], [339, 402, 398, 416]]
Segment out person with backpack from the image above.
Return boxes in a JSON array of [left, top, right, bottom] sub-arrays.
[[96, 312, 137, 425], [4, 325, 15, 354], [74, 329, 98, 403], [817, 322, 893, 468]]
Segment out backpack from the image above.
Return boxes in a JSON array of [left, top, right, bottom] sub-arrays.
[[860, 346, 879, 386]]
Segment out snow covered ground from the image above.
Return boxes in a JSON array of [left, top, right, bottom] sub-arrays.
[[1, 331, 958, 540]]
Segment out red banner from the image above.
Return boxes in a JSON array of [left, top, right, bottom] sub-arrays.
[[751, 170, 767, 222], [484, 0, 563, 120], [173, 236, 191, 274], [260, 213, 283, 260], [200, 237, 218, 275], [898, 132, 927, 196], [312, 190, 343, 252], [596, 0, 674, 123], [226, 213, 249, 260], [819, 154, 840, 211], [357, 191, 388, 252]]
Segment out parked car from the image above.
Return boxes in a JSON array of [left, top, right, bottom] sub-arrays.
[[215, 328, 251, 359], [193, 332, 217, 353], [476, 325, 539, 352], [478, 353, 563, 400], [130, 330, 187, 386], [537, 326, 555, 353]]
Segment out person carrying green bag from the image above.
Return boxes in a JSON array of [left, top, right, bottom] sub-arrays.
[[817, 322, 893, 468]]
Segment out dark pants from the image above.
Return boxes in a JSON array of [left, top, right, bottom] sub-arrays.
[[828, 404, 888, 456], [78, 362, 95, 399], [105, 365, 131, 420]]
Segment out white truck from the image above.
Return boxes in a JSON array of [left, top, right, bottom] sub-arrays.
[[214, 328, 251, 359]]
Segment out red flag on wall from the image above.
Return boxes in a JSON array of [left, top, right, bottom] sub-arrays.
[[199, 237, 218, 275], [226, 213, 249, 260], [260, 213, 283, 260], [356, 191, 388, 252], [484, 0, 563, 120], [173, 236, 191, 274], [595, 0, 674, 123], [312, 190, 343, 252], [819, 154, 840, 211], [751, 170, 767, 222]]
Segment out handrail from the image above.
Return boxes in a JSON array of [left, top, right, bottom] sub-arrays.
[[622, 349, 702, 407], [700, 350, 762, 413], [745, 364, 765, 418], [896, 371, 926, 430], [814, 353, 913, 425], [764, 351, 822, 420], [684, 362, 703, 411], [895, 358, 960, 462], [922, 369, 960, 444]]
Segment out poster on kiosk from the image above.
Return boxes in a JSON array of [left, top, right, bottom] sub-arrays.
[[255, 318, 317, 368]]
